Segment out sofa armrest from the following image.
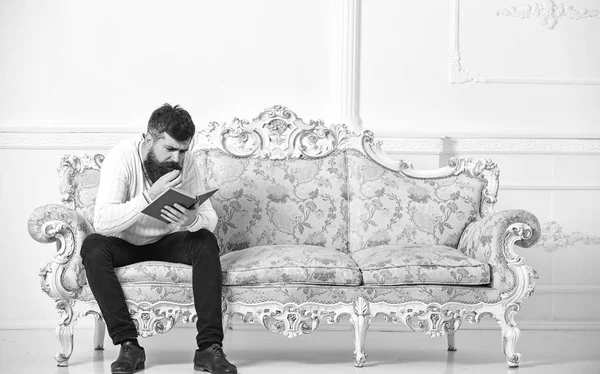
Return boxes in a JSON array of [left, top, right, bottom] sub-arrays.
[[28, 204, 95, 300], [458, 209, 540, 298]]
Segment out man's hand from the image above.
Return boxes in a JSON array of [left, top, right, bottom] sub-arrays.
[[161, 203, 197, 227], [147, 170, 182, 200]]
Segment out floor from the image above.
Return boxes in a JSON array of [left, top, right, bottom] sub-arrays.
[[1, 327, 599, 374]]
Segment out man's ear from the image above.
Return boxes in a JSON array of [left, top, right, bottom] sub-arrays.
[[143, 133, 154, 147]]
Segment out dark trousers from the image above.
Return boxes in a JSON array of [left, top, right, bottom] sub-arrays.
[[80, 229, 224, 348]]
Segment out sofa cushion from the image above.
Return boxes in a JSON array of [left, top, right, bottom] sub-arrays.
[[82, 261, 194, 286], [352, 244, 491, 286], [196, 149, 349, 254], [220, 245, 362, 286], [346, 150, 484, 253]]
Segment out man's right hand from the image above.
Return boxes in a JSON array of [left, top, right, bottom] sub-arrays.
[[147, 170, 182, 200]]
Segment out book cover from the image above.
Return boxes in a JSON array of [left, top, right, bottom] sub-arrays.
[[141, 187, 219, 223]]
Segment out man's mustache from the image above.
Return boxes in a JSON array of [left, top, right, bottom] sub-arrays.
[[160, 161, 182, 171]]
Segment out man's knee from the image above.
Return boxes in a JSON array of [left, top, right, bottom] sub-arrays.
[[188, 229, 220, 256], [80, 233, 112, 264]]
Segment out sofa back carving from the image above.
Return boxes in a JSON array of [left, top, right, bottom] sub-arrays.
[[58, 154, 105, 224]]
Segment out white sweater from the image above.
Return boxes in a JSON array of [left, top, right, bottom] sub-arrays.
[[93, 136, 218, 245]]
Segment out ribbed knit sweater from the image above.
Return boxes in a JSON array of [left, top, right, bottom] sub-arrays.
[[93, 136, 217, 245]]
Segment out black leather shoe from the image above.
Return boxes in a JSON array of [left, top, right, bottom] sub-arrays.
[[111, 341, 146, 374], [194, 344, 237, 373]]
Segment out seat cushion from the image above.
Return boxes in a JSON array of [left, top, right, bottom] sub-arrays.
[[220, 245, 362, 286], [81, 261, 194, 286], [352, 244, 491, 286]]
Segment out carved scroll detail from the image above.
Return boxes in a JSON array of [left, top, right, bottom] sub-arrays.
[[58, 154, 104, 208], [260, 307, 321, 338], [374, 304, 494, 338], [129, 304, 196, 338], [405, 307, 478, 338], [198, 105, 358, 159]]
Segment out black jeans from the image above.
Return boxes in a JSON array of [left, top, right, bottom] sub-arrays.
[[80, 229, 224, 348]]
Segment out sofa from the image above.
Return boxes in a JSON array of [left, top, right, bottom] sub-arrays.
[[28, 106, 540, 368]]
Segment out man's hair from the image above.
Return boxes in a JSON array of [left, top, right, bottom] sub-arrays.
[[147, 103, 195, 142]]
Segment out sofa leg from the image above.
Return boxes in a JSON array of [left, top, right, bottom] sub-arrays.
[[93, 315, 105, 350], [447, 332, 457, 351], [222, 313, 232, 337], [350, 314, 369, 367], [54, 314, 78, 365], [221, 298, 232, 337], [497, 319, 521, 367], [55, 323, 75, 366], [53, 300, 81, 366], [350, 297, 370, 367]]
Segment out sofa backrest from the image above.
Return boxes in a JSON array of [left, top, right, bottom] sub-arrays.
[[56, 106, 499, 256], [346, 149, 485, 252], [196, 148, 349, 254]]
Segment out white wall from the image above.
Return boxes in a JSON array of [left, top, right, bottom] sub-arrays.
[[1, 0, 599, 331]]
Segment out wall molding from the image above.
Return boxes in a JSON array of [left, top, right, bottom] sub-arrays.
[[4, 130, 599, 154], [0, 132, 137, 150], [443, 138, 600, 154], [450, 0, 600, 85], [380, 138, 443, 154], [501, 185, 600, 190], [536, 285, 600, 293], [331, 0, 362, 132], [341, 0, 361, 130], [497, 1, 600, 30], [536, 221, 600, 251]]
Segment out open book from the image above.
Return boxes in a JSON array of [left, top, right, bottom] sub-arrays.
[[141, 187, 219, 223]]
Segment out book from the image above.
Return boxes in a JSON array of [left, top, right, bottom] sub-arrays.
[[141, 187, 219, 223]]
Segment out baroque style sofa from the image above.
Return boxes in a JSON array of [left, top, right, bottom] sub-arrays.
[[29, 106, 540, 368]]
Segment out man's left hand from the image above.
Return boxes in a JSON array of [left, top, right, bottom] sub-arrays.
[[161, 204, 197, 226]]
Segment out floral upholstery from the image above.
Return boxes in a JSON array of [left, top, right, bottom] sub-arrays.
[[79, 285, 194, 304], [78, 262, 196, 304], [78, 284, 502, 305], [81, 261, 193, 286], [196, 149, 349, 254], [458, 209, 541, 294], [351, 244, 490, 286], [221, 284, 502, 306], [346, 150, 484, 253], [220, 245, 362, 286]]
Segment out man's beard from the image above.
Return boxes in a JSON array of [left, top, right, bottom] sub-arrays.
[[143, 147, 183, 183]]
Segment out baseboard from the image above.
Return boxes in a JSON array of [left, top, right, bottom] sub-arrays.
[[3, 318, 600, 331]]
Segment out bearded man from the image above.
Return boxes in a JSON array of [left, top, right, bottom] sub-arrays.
[[80, 103, 237, 374]]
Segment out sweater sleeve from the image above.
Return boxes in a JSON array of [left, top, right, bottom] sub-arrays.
[[93, 145, 149, 235], [186, 198, 218, 232]]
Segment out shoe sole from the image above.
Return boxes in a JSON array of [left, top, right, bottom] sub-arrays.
[[193, 364, 209, 372], [112, 362, 145, 374]]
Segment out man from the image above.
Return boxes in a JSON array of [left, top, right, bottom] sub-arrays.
[[80, 104, 237, 374]]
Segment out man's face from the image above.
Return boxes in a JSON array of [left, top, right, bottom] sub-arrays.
[[143, 132, 191, 183]]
